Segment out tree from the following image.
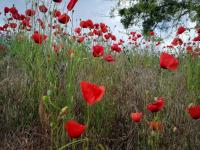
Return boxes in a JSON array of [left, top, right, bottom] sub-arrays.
[[114, 0, 200, 34]]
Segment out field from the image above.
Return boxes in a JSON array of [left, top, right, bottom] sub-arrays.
[[1, 1, 200, 150]]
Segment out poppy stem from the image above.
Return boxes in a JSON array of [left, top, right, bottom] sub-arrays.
[[72, 139, 76, 150], [86, 106, 90, 127], [58, 138, 88, 150], [85, 106, 90, 148]]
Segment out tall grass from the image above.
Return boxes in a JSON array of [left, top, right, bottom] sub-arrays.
[[1, 32, 200, 149]]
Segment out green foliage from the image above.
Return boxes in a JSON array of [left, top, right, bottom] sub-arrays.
[[117, 0, 200, 34]]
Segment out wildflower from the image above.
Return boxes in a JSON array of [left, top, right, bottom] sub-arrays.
[[4, 7, 10, 14], [186, 46, 193, 53], [111, 35, 116, 41], [137, 34, 142, 38], [171, 37, 183, 46], [187, 105, 200, 119], [39, 5, 48, 13], [31, 32, 47, 45], [37, 19, 45, 29], [111, 44, 121, 53], [193, 35, 200, 42], [25, 9, 35, 17], [77, 36, 85, 43], [104, 34, 110, 40], [53, 10, 61, 18], [160, 52, 179, 71], [176, 26, 186, 35], [103, 54, 115, 62], [147, 97, 165, 112], [130, 31, 136, 36], [80, 81, 105, 105], [9, 23, 17, 29], [131, 112, 143, 122], [85, 19, 94, 29], [64, 120, 86, 138], [80, 20, 88, 28], [92, 45, 104, 57], [67, 0, 78, 11], [74, 27, 81, 34], [149, 31, 154, 36], [58, 13, 70, 24]]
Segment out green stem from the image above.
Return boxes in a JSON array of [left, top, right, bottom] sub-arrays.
[[86, 106, 90, 127], [58, 138, 88, 150]]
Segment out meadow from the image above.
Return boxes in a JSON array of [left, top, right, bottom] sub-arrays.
[[0, 0, 200, 150]]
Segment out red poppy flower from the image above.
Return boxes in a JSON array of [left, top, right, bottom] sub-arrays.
[[31, 32, 47, 45], [111, 44, 122, 53], [119, 39, 125, 45], [186, 46, 193, 53], [37, 19, 45, 29], [39, 5, 48, 13], [176, 26, 186, 35], [22, 19, 30, 27], [3, 24, 9, 30], [58, 13, 70, 24], [149, 31, 154, 36], [197, 28, 200, 34], [94, 23, 99, 29], [64, 120, 86, 139], [9, 6, 18, 15], [93, 29, 102, 36], [0, 26, 4, 31], [9, 23, 17, 29], [131, 112, 143, 122], [104, 34, 110, 40], [80, 20, 87, 28], [193, 35, 200, 42], [25, 9, 35, 17], [74, 27, 81, 34], [52, 43, 60, 53], [130, 31, 136, 36], [137, 34, 142, 38], [86, 19, 94, 29], [171, 37, 183, 46], [99, 23, 107, 32], [77, 36, 85, 43], [93, 45, 104, 57], [53, 0, 62, 3], [100, 23, 106, 29], [4, 7, 10, 14], [67, 0, 78, 11], [160, 52, 179, 71], [88, 31, 94, 36], [147, 97, 165, 112], [53, 10, 61, 18], [101, 27, 108, 33], [80, 81, 105, 105], [111, 35, 116, 41], [103, 54, 115, 62], [187, 105, 200, 119]]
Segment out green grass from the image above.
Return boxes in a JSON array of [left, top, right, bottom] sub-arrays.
[[1, 34, 200, 149]]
